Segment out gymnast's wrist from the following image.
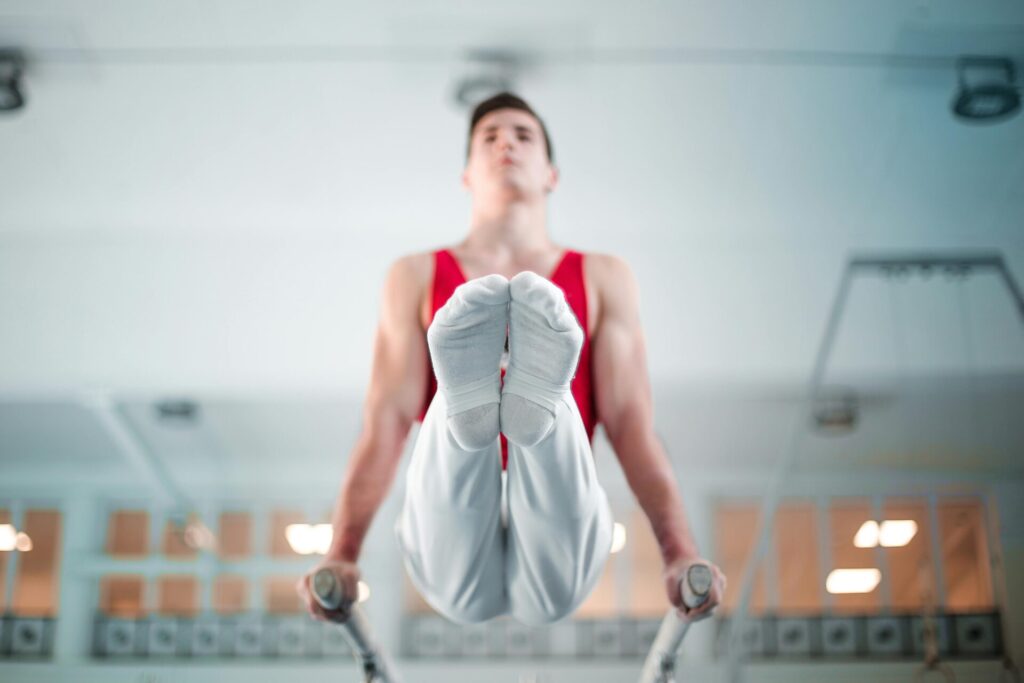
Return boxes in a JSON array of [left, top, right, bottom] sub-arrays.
[[326, 538, 361, 563], [660, 538, 701, 567]]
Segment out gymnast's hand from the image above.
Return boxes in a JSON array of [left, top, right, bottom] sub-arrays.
[[296, 559, 361, 623], [663, 556, 726, 622]]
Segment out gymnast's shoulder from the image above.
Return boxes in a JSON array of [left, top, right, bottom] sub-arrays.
[[580, 252, 639, 333], [382, 251, 434, 290], [582, 252, 638, 297]]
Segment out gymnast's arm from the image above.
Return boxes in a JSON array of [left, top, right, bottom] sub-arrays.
[[298, 254, 430, 619], [589, 254, 725, 617]]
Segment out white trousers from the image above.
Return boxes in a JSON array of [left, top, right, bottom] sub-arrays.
[[396, 388, 613, 626]]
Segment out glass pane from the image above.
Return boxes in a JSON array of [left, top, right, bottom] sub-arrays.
[[0, 509, 8, 612], [265, 576, 302, 614], [99, 575, 146, 617], [629, 509, 668, 616], [13, 509, 62, 616], [883, 498, 935, 613], [106, 510, 149, 557], [218, 512, 252, 559], [939, 499, 993, 611], [157, 575, 198, 616], [828, 499, 880, 614], [213, 575, 248, 614], [715, 501, 767, 615], [774, 501, 822, 615], [269, 511, 305, 557]]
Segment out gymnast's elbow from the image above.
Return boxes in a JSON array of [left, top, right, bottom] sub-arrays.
[[355, 396, 415, 462]]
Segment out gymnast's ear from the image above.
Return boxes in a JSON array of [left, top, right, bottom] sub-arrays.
[[545, 164, 560, 194]]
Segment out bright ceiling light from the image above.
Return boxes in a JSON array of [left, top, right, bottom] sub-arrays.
[[285, 523, 333, 555], [0, 524, 16, 551], [853, 520, 917, 548], [183, 521, 216, 551], [879, 520, 918, 547], [610, 523, 627, 554], [357, 581, 371, 603], [826, 568, 881, 594], [15, 532, 32, 552], [854, 520, 880, 548]]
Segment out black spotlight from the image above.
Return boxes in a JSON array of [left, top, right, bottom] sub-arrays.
[[154, 398, 201, 425], [454, 73, 514, 108], [452, 49, 521, 108], [952, 56, 1020, 124], [0, 50, 26, 112]]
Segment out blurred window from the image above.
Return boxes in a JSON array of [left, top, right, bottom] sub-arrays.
[[106, 510, 148, 557], [714, 501, 767, 615], [12, 509, 62, 616], [99, 575, 145, 618], [828, 498, 881, 614], [939, 499, 993, 611], [213, 575, 248, 614], [714, 495, 995, 616], [157, 575, 198, 616], [218, 512, 252, 559], [265, 576, 302, 614], [775, 501, 822, 615]]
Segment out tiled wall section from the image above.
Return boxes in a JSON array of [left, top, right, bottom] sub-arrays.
[[0, 616, 57, 658], [715, 612, 1003, 660], [90, 615, 352, 659], [402, 612, 1003, 661]]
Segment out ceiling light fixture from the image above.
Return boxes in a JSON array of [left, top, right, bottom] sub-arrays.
[[452, 49, 523, 108], [154, 398, 201, 425], [0, 524, 17, 551], [812, 390, 859, 435], [854, 519, 918, 548], [0, 524, 33, 552], [285, 523, 333, 555], [0, 50, 25, 112], [826, 568, 881, 594], [853, 520, 880, 548], [952, 56, 1020, 124]]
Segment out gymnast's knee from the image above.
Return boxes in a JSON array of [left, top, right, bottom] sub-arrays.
[[510, 592, 578, 626], [433, 590, 507, 625]]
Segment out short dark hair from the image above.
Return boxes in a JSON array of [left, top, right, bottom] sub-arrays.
[[467, 92, 554, 163]]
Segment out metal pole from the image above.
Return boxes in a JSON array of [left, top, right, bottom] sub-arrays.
[[724, 261, 856, 683], [311, 568, 402, 683], [638, 563, 714, 683], [722, 252, 1023, 682]]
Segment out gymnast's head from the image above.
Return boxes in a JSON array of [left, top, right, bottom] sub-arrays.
[[462, 92, 559, 200]]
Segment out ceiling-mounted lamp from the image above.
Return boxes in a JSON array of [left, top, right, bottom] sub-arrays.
[[154, 398, 201, 426], [0, 50, 26, 112], [452, 49, 523, 108], [951, 56, 1020, 124], [812, 389, 859, 435]]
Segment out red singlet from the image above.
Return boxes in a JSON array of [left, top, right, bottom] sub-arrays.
[[418, 248, 597, 468]]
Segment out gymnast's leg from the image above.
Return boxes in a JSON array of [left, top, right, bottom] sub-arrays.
[[502, 271, 614, 626], [395, 275, 510, 624]]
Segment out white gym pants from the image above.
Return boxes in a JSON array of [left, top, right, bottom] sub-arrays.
[[396, 387, 614, 626]]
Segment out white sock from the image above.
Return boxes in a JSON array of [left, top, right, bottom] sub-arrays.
[[501, 271, 584, 447], [427, 274, 510, 451]]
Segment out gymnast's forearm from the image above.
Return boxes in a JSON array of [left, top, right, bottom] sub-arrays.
[[326, 424, 407, 563], [611, 420, 700, 564]]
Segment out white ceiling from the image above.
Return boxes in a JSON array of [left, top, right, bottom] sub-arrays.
[[1, 1, 1023, 484]]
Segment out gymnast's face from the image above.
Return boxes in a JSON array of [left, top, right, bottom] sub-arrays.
[[462, 108, 558, 201]]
